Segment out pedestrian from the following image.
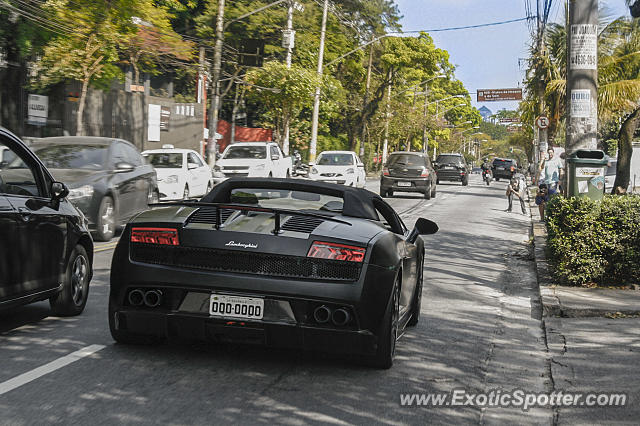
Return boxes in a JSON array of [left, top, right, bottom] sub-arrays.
[[535, 183, 550, 221], [506, 176, 527, 214], [538, 147, 564, 194]]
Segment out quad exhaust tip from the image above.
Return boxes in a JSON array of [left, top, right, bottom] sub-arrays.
[[128, 289, 144, 306], [143, 290, 162, 308], [313, 305, 331, 324], [331, 308, 350, 326]]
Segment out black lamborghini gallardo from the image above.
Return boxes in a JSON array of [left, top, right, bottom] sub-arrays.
[[109, 178, 437, 368]]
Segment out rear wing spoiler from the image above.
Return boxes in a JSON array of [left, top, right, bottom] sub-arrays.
[[149, 201, 352, 235]]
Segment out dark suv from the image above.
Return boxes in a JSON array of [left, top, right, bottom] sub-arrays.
[[491, 158, 517, 180], [380, 152, 437, 199], [434, 153, 469, 185]]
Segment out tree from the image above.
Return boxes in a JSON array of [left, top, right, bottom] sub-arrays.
[[245, 61, 322, 146]]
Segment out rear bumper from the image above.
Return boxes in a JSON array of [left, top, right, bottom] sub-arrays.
[[436, 170, 466, 181], [492, 169, 515, 179], [112, 308, 377, 355], [380, 176, 430, 192]]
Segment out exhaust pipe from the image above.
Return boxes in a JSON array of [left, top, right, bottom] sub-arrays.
[[331, 308, 351, 326], [128, 289, 144, 306], [313, 305, 331, 324], [143, 290, 162, 308]]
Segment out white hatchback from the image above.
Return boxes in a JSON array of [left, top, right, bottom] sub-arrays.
[[308, 151, 366, 188], [142, 147, 212, 200]]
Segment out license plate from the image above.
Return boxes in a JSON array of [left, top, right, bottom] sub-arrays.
[[497, 167, 504, 170], [209, 294, 264, 320], [397, 181, 411, 187], [445, 166, 455, 170]]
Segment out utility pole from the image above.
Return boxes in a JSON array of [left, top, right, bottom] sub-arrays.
[[207, 0, 225, 167], [198, 46, 207, 158], [309, 0, 329, 163], [359, 43, 373, 160], [422, 80, 429, 153], [566, 0, 598, 154], [382, 84, 391, 165], [281, 1, 303, 155]]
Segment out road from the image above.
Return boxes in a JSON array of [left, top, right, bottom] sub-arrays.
[[0, 175, 552, 424]]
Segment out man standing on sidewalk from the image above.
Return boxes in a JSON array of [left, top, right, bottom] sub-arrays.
[[506, 176, 527, 214], [538, 147, 564, 194]]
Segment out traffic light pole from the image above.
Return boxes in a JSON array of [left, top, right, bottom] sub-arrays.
[[566, 0, 598, 154]]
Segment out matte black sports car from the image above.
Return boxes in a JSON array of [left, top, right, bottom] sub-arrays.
[[109, 178, 438, 368], [1, 127, 93, 315]]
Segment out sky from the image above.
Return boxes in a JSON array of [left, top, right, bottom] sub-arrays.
[[395, 0, 630, 113]]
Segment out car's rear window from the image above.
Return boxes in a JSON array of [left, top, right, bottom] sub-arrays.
[[145, 153, 183, 168], [230, 188, 344, 213], [493, 159, 515, 167], [387, 154, 425, 167], [436, 155, 464, 165]]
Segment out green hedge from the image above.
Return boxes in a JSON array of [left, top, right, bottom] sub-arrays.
[[545, 195, 640, 286]]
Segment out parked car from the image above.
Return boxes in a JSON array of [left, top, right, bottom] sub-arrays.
[[212, 142, 291, 184], [308, 150, 366, 188], [108, 178, 438, 368], [491, 158, 517, 181], [380, 151, 437, 198], [31, 137, 158, 242], [142, 146, 212, 201], [434, 153, 469, 185], [0, 127, 93, 315], [607, 145, 640, 193]]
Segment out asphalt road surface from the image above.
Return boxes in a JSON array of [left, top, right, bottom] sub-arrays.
[[0, 175, 554, 424]]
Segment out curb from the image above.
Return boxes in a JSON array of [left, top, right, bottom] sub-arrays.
[[528, 187, 640, 318]]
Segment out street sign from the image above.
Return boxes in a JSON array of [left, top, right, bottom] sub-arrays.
[[27, 94, 48, 126], [477, 88, 522, 102], [536, 116, 550, 129], [499, 117, 520, 124], [282, 29, 295, 49]]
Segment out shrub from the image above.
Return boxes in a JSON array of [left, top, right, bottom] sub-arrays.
[[545, 195, 640, 286]]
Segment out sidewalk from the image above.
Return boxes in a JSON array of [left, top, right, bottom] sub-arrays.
[[528, 187, 640, 317]]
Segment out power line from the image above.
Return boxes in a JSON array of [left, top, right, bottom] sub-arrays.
[[402, 17, 532, 34]]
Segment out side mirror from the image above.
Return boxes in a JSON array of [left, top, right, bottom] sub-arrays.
[[215, 152, 222, 160], [51, 181, 69, 201], [188, 162, 198, 170], [115, 162, 135, 173], [407, 217, 439, 244], [271, 154, 280, 161], [357, 163, 365, 168]]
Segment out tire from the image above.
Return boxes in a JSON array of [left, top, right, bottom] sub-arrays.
[[95, 196, 115, 242], [388, 190, 394, 197], [379, 189, 387, 197], [431, 182, 437, 198], [462, 178, 469, 186], [424, 183, 432, 199], [407, 257, 424, 327], [206, 182, 213, 193], [50, 245, 91, 316], [286, 170, 291, 178], [364, 277, 400, 369], [183, 185, 190, 200], [495, 177, 500, 182], [268, 172, 273, 178], [108, 297, 158, 345], [436, 178, 440, 184]]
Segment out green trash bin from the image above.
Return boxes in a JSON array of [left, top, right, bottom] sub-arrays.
[[565, 149, 609, 200]]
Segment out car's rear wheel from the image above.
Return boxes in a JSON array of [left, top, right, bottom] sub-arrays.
[[50, 245, 91, 316], [462, 177, 469, 186], [95, 196, 115, 242], [424, 183, 432, 199], [365, 277, 400, 369], [408, 256, 424, 327], [286, 170, 290, 178], [431, 182, 437, 198], [379, 189, 387, 197], [495, 177, 500, 181]]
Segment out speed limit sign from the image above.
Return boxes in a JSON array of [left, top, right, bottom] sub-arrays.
[[536, 116, 550, 129]]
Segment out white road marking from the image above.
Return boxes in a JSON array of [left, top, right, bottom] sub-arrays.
[[0, 344, 105, 396]]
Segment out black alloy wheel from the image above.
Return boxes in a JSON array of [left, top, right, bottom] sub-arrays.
[[95, 196, 116, 242], [50, 245, 91, 316]]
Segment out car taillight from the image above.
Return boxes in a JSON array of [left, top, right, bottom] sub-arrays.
[[131, 227, 180, 245], [307, 241, 365, 262], [510, 166, 515, 172], [420, 168, 430, 177], [382, 167, 390, 176]]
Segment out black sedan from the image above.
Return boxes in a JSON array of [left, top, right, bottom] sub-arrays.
[[380, 151, 437, 199], [0, 127, 93, 315], [109, 178, 438, 368], [32, 137, 158, 241]]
